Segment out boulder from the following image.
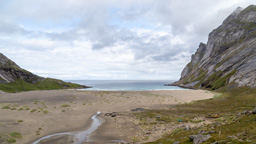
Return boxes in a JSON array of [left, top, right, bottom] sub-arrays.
[[252, 107, 256, 114], [189, 135, 211, 144]]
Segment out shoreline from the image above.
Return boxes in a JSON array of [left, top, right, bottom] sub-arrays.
[[0, 89, 214, 144]]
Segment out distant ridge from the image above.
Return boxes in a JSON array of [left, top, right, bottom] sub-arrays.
[[0, 53, 89, 93], [172, 5, 256, 90]]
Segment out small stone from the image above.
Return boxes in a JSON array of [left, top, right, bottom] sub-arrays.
[[208, 131, 216, 134], [173, 141, 180, 144], [198, 130, 206, 134], [184, 125, 190, 131]]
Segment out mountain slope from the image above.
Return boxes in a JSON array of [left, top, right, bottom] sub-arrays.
[[0, 53, 88, 93], [174, 5, 256, 90]]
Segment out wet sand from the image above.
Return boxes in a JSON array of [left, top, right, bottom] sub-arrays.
[[0, 90, 214, 144]]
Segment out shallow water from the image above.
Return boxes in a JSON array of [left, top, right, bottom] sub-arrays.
[[73, 111, 101, 144], [67, 80, 184, 91], [32, 112, 101, 144], [32, 132, 72, 144]]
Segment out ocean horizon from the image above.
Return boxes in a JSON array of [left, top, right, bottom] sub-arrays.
[[67, 80, 185, 91]]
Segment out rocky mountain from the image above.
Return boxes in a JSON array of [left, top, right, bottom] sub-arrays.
[[0, 53, 88, 92], [0, 53, 43, 83], [173, 5, 256, 90]]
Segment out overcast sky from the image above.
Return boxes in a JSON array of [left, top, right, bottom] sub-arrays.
[[0, 0, 255, 80]]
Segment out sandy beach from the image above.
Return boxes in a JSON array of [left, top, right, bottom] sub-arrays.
[[0, 89, 214, 144]]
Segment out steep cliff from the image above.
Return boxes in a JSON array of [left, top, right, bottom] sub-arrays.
[[174, 5, 256, 90], [0, 53, 88, 92]]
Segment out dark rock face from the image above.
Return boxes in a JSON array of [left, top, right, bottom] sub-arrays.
[[174, 5, 256, 89], [0, 53, 43, 83]]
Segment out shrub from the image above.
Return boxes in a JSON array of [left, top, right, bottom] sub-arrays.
[[18, 108, 23, 111], [2, 106, 10, 109], [17, 120, 23, 123], [43, 110, 48, 114], [60, 104, 70, 107], [30, 109, 37, 112]]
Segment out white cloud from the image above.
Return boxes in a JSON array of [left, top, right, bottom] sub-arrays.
[[0, 0, 255, 80]]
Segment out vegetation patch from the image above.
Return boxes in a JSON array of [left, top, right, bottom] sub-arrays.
[[1, 106, 11, 109], [0, 78, 86, 93], [7, 138, 16, 143], [9, 132, 22, 138], [61, 104, 70, 107], [17, 120, 23, 123], [144, 87, 256, 144], [30, 109, 37, 112], [211, 70, 236, 90], [43, 110, 49, 114]]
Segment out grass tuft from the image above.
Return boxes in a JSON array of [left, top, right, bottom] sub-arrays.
[[9, 132, 22, 138], [7, 138, 16, 143]]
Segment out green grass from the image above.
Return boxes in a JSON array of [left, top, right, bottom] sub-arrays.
[[30, 109, 37, 112], [7, 138, 16, 143], [61, 104, 70, 107], [43, 110, 49, 114], [9, 132, 22, 138], [0, 78, 86, 93], [142, 87, 256, 144], [1, 106, 11, 109], [211, 70, 236, 90], [18, 108, 23, 111]]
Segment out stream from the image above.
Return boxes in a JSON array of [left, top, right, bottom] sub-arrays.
[[32, 111, 102, 144]]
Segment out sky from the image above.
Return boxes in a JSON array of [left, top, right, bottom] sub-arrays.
[[0, 0, 255, 80]]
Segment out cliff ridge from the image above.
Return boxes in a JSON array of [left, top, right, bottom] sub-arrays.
[[174, 5, 256, 90]]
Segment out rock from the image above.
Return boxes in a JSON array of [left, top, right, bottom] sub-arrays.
[[0, 53, 43, 83], [241, 110, 251, 115], [0, 53, 89, 91], [252, 107, 256, 114], [130, 108, 145, 112], [173, 141, 180, 144], [198, 130, 206, 134], [156, 116, 161, 118], [184, 125, 190, 131], [189, 135, 211, 144], [227, 135, 238, 139], [208, 131, 216, 134], [104, 112, 117, 117], [171, 5, 256, 89]]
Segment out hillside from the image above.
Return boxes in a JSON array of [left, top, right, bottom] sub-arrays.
[[173, 5, 256, 90], [0, 53, 88, 93]]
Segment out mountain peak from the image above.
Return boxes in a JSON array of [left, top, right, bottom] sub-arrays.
[[174, 5, 256, 89]]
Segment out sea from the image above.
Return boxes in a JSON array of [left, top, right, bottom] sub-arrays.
[[67, 80, 185, 91]]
